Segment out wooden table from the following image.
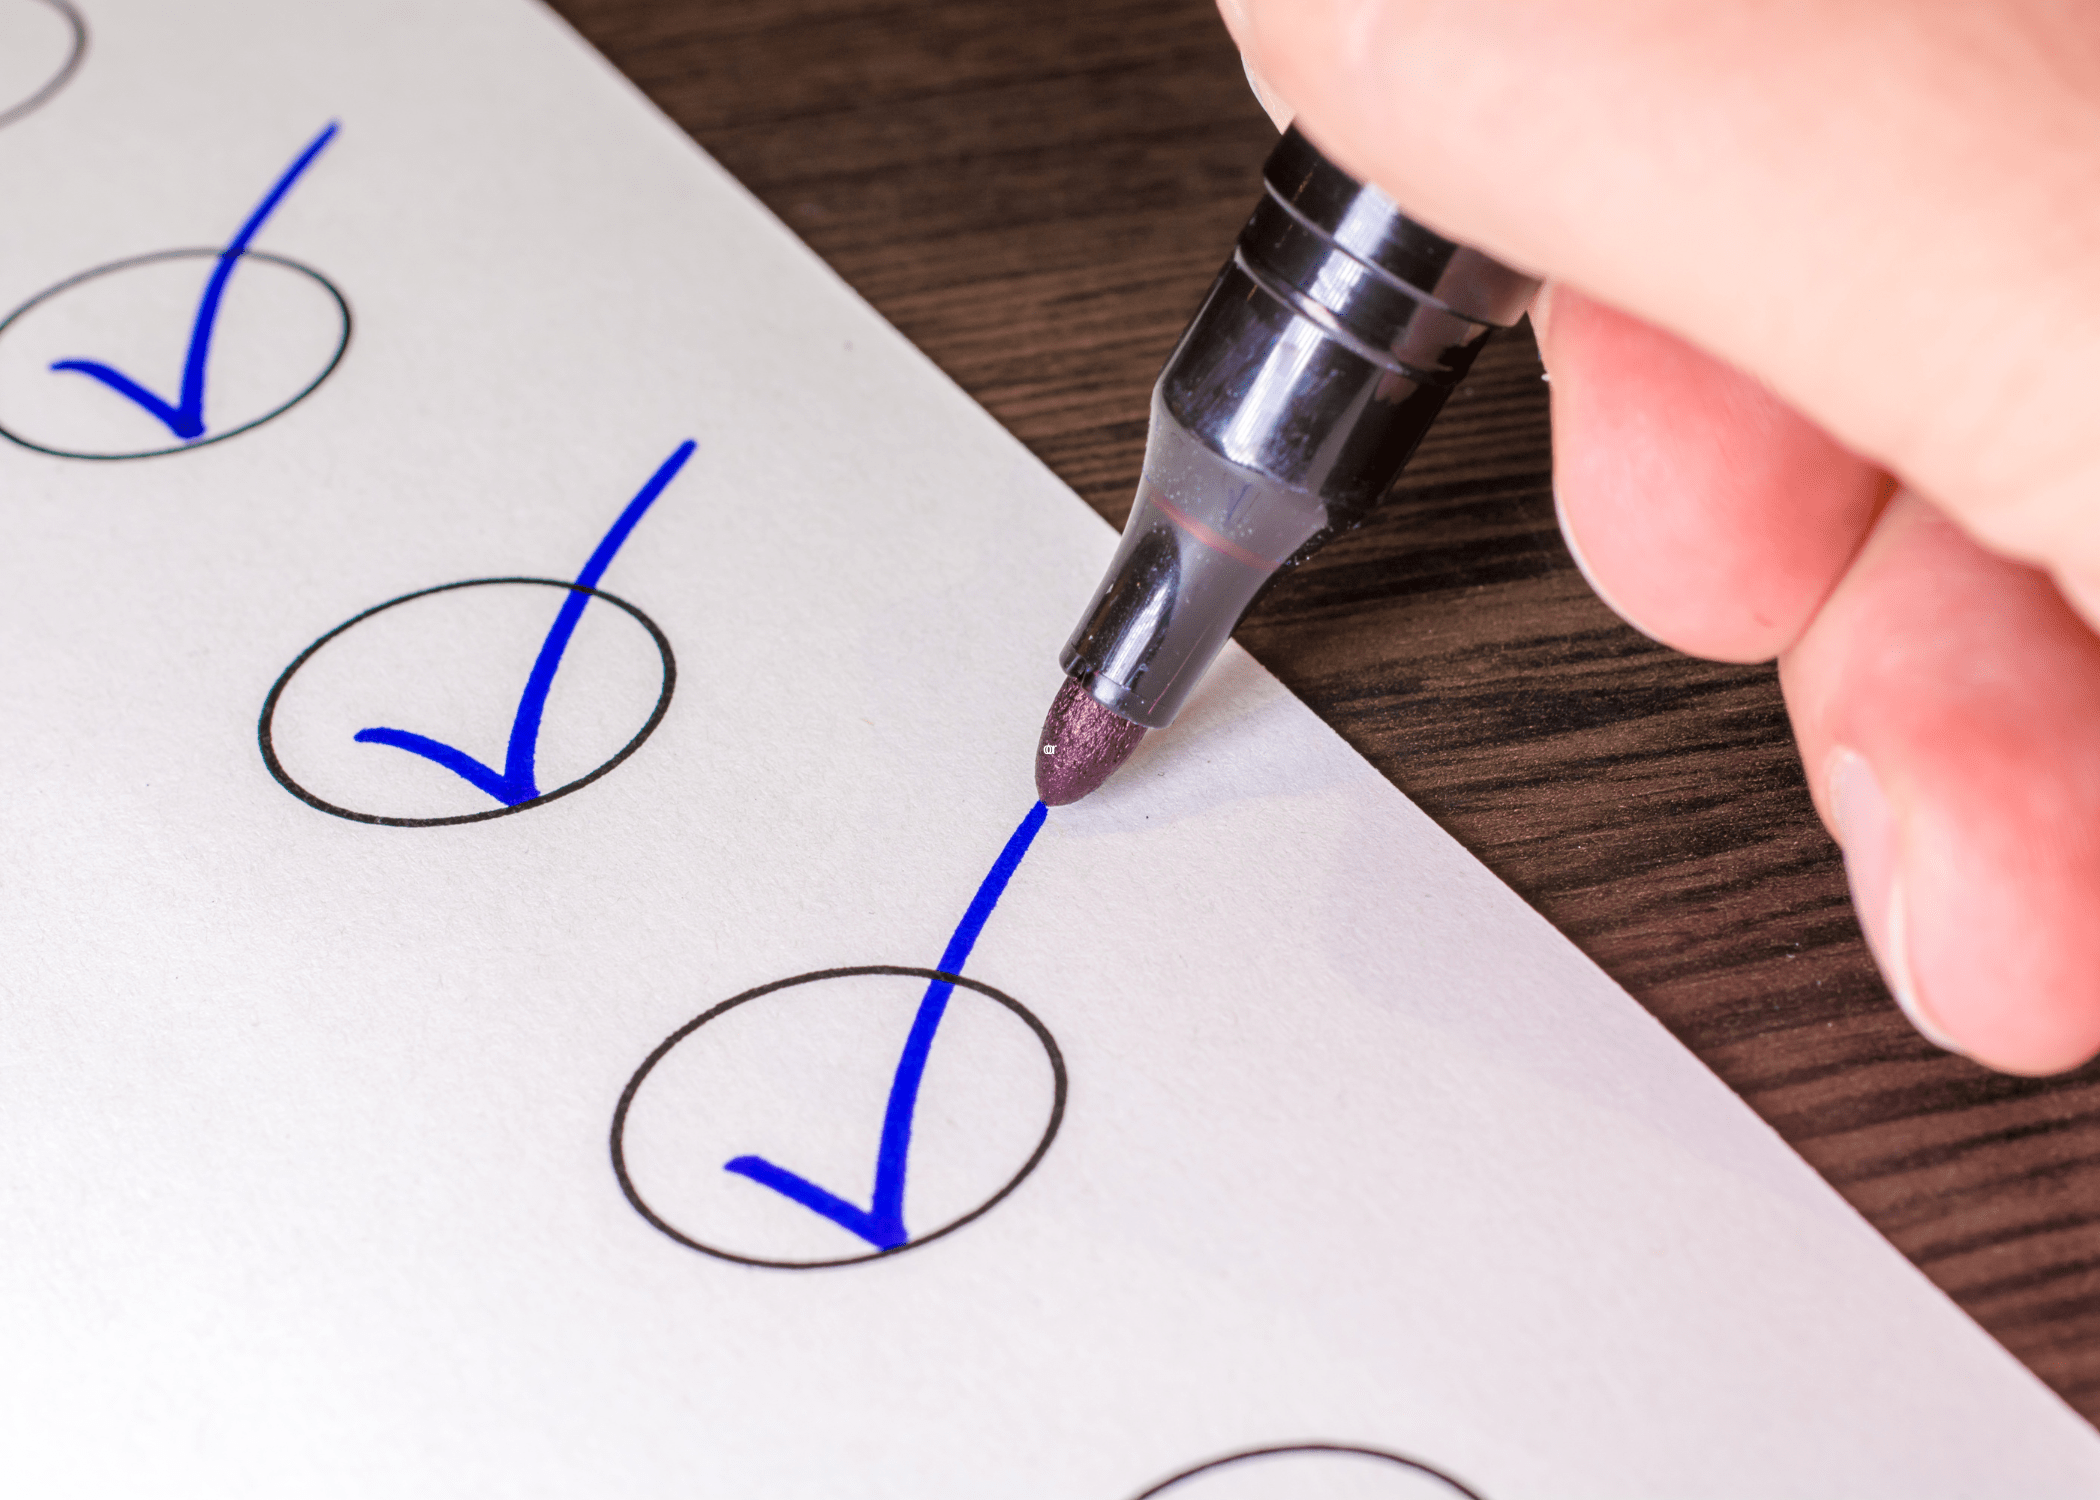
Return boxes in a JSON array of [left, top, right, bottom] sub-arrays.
[[549, 0, 2100, 1421]]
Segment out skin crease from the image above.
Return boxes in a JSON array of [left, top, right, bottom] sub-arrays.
[[1221, 0, 2100, 1071]]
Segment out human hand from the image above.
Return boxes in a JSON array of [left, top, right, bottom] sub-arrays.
[[1221, 0, 2100, 1073]]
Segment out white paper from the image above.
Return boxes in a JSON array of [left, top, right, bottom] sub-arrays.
[[2, 2, 2094, 1495]]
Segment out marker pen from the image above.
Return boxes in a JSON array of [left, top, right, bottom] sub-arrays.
[[1034, 126, 1538, 803]]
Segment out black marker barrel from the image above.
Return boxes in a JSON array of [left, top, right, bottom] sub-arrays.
[[1057, 127, 1538, 732]]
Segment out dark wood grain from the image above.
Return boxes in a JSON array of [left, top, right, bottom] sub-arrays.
[[547, 0, 2100, 1417]]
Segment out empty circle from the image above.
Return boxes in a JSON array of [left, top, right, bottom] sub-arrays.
[[0, 249, 349, 460], [1131, 1447, 1487, 1500], [259, 577, 675, 827], [613, 966, 1067, 1269], [0, 0, 84, 130]]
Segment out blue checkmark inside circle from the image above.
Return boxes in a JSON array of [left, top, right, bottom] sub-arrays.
[[50, 121, 338, 443], [723, 799, 1051, 1251], [352, 440, 694, 807]]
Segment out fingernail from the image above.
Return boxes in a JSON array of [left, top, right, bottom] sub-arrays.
[[1528, 282, 1557, 367], [1540, 316, 1675, 652], [1238, 53, 1293, 129], [1553, 486, 1670, 649], [1218, 0, 1292, 128], [1828, 748, 1957, 1052]]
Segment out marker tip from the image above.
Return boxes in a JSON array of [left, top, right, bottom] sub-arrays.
[[1034, 677, 1146, 806]]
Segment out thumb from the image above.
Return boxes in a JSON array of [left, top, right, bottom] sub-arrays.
[[1232, 0, 2100, 609]]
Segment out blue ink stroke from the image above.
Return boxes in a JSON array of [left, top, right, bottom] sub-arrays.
[[725, 799, 1051, 1250], [50, 122, 339, 441], [352, 440, 695, 807]]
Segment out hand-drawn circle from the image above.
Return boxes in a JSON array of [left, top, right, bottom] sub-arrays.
[[0, 0, 86, 130], [1130, 1445, 1488, 1499], [0, 248, 350, 460], [257, 577, 675, 827], [611, 965, 1068, 1270]]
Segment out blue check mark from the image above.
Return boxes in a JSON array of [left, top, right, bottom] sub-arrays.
[[50, 122, 338, 441], [353, 440, 695, 807], [725, 799, 1050, 1250]]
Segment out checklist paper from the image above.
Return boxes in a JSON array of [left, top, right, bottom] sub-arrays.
[[1, 1, 2094, 1496]]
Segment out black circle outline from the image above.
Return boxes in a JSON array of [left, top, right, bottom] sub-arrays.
[[0, 0, 86, 131], [611, 965, 1069, 1270], [1130, 1445, 1489, 1500], [0, 247, 351, 460], [257, 576, 676, 828]]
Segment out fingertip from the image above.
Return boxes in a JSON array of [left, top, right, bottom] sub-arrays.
[[1785, 495, 2100, 1076]]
